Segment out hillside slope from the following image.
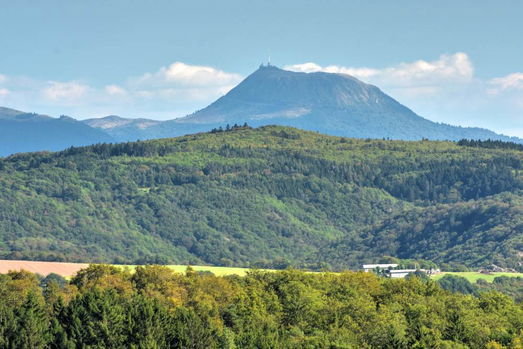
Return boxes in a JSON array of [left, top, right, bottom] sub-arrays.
[[0, 126, 521, 270], [322, 191, 523, 270], [0, 107, 114, 156]]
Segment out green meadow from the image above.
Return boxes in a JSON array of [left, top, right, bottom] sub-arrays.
[[431, 271, 523, 283]]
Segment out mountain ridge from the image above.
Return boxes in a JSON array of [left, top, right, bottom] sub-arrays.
[[0, 107, 114, 156]]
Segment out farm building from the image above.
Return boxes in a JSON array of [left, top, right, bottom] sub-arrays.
[[387, 269, 417, 278], [362, 264, 398, 272]]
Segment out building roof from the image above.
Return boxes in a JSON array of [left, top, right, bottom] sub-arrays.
[[362, 264, 398, 269]]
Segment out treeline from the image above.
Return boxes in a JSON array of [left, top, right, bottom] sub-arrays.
[[458, 138, 523, 151], [1, 266, 522, 348], [210, 122, 250, 133]]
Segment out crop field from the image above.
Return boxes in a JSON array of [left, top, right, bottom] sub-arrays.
[[0, 260, 89, 277], [431, 272, 523, 283], [0, 259, 271, 278]]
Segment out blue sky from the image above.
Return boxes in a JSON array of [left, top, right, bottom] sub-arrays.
[[0, 0, 522, 136]]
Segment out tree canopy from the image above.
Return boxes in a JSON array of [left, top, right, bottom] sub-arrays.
[[0, 266, 521, 348], [0, 126, 522, 270]]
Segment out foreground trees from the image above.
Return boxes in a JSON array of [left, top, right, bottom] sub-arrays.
[[0, 266, 521, 348]]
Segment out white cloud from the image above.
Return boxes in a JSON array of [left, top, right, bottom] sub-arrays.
[[285, 62, 323, 73], [490, 73, 523, 91], [104, 85, 127, 96], [0, 62, 244, 118], [42, 81, 89, 101], [134, 62, 243, 88], [121, 62, 244, 110], [286, 62, 380, 79], [285, 53, 474, 92]]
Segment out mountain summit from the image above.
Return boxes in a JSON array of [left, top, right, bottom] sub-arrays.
[[1, 65, 521, 156], [174, 65, 517, 141], [180, 64, 406, 124]]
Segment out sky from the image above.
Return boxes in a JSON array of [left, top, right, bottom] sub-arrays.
[[0, 0, 522, 136]]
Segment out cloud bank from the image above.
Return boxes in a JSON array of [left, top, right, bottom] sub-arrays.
[[0, 62, 243, 119]]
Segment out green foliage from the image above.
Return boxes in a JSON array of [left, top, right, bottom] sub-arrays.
[[477, 277, 523, 303], [458, 138, 523, 151], [0, 126, 522, 269], [0, 266, 522, 348], [438, 275, 479, 296]]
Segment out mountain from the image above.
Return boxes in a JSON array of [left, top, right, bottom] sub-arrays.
[[83, 115, 162, 141], [2, 66, 520, 154], [84, 65, 522, 143], [0, 126, 521, 270], [177, 65, 520, 141], [0, 107, 114, 157]]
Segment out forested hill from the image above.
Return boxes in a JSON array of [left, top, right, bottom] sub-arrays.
[[0, 107, 114, 156], [1, 125, 522, 270]]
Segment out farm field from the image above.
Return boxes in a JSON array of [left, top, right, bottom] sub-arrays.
[[0, 259, 272, 278], [2, 259, 523, 282], [431, 271, 523, 283], [0, 260, 89, 277]]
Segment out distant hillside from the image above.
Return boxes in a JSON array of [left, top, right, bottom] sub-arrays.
[[0, 107, 114, 156], [322, 191, 523, 271], [83, 65, 523, 143], [0, 126, 521, 270]]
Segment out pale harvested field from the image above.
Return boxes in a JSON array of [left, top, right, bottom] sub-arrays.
[[0, 260, 270, 278], [0, 260, 88, 277]]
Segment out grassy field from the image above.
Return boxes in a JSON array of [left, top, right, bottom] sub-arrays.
[[431, 272, 523, 283]]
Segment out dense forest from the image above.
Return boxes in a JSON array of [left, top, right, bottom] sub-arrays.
[[0, 126, 522, 270], [0, 265, 522, 348]]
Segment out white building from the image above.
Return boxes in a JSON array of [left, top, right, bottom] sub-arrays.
[[387, 269, 417, 278], [362, 264, 398, 272]]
